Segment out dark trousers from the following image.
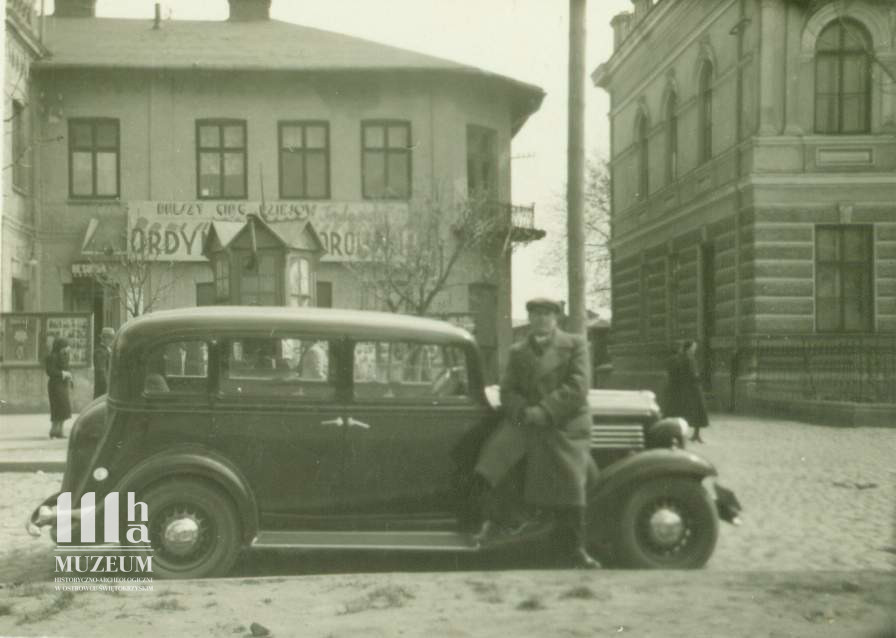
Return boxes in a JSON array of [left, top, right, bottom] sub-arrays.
[[552, 506, 587, 554]]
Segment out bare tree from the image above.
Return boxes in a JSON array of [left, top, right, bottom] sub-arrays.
[[343, 190, 521, 316], [540, 155, 612, 308], [87, 231, 184, 318]]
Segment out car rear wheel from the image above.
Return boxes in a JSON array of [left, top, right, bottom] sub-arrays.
[[142, 479, 241, 579], [615, 477, 718, 569]]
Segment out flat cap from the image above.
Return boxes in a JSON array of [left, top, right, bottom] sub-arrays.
[[525, 297, 563, 314], [101, 327, 116, 338]]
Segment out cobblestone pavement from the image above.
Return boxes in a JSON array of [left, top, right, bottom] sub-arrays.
[[1, 415, 894, 583]]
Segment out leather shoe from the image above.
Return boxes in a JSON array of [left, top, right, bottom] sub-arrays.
[[567, 548, 601, 570], [472, 520, 501, 545]]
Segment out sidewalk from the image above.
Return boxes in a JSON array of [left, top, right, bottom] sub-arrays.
[[0, 413, 71, 472]]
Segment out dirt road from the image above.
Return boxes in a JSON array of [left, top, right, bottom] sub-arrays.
[[0, 414, 893, 636]]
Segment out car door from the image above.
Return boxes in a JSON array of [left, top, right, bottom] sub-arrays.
[[342, 339, 486, 529], [211, 334, 350, 527]]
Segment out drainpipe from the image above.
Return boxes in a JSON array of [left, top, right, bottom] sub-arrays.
[[730, 0, 748, 411]]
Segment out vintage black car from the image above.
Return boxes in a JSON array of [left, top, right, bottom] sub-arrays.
[[28, 307, 739, 577]]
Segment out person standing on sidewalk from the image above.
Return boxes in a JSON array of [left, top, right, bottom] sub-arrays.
[[472, 297, 599, 569], [46, 337, 73, 439], [93, 327, 115, 398], [664, 340, 709, 443]]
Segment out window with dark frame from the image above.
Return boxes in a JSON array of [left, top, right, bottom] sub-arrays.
[[636, 113, 649, 200], [815, 225, 874, 333], [12, 100, 29, 192], [665, 93, 678, 183], [196, 119, 247, 199], [815, 19, 872, 135], [362, 121, 411, 200], [698, 62, 713, 164], [279, 121, 329, 199], [466, 125, 498, 198], [69, 118, 119, 198]]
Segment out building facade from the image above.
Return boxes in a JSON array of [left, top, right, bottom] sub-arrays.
[[3, 0, 43, 314], [0, 0, 544, 409], [594, 0, 896, 424]]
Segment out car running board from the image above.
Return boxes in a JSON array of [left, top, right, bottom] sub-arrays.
[[251, 530, 480, 552]]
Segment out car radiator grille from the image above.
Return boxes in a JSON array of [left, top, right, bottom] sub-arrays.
[[590, 424, 645, 449]]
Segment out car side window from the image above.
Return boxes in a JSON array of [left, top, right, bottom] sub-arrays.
[[353, 340, 470, 402], [219, 337, 335, 400], [143, 340, 209, 396]]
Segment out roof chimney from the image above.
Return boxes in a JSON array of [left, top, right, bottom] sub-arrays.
[[228, 0, 271, 21], [53, 0, 97, 17]]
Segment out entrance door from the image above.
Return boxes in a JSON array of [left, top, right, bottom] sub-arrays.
[[342, 339, 485, 529], [211, 335, 349, 527]]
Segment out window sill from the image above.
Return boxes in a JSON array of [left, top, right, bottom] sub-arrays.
[[67, 198, 122, 206], [361, 196, 411, 202]]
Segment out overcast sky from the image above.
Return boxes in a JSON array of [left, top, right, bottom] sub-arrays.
[[70, 0, 631, 317]]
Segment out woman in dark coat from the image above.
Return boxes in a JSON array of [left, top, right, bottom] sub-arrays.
[[663, 340, 709, 443], [46, 337, 73, 439]]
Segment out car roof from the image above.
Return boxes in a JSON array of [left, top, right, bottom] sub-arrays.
[[117, 306, 476, 347]]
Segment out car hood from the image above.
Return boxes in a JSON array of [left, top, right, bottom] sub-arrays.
[[484, 385, 660, 420]]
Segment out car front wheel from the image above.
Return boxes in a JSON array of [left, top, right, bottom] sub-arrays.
[[141, 479, 241, 579], [615, 477, 718, 569]]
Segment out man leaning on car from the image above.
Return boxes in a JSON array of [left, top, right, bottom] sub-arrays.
[[472, 297, 600, 569]]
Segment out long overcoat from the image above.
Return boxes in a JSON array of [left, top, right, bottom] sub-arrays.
[[476, 330, 593, 507], [663, 352, 708, 429], [46, 350, 72, 422]]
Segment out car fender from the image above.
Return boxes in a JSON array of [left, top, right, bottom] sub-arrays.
[[112, 446, 259, 545], [646, 417, 688, 449], [588, 449, 717, 514]]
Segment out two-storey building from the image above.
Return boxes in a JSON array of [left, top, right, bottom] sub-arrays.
[[594, 0, 896, 424], [0, 0, 544, 409]]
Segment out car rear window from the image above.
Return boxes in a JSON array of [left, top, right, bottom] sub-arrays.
[[143, 340, 209, 395]]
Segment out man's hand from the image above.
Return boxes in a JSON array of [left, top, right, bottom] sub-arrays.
[[524, 406, 550, 428]]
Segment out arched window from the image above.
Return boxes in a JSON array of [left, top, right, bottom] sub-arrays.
[[697, 62, 713, 164], [636, 113, 649, 200], [665, 92, 678, 182], [815, 19, 871, 134]]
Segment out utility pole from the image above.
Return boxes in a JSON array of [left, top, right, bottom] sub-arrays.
[[567, 0, 588, 334]]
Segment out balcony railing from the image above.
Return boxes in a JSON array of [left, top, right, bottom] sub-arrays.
[[482, 201, 543, 242]]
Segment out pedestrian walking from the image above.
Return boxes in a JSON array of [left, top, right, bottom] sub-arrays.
[[663, 340, 709, 443], [469, 297, 599, 569], [46, 337, 73, 439], [93, 326, 115, 398]]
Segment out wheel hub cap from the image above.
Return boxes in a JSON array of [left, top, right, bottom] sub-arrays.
[[162, 516, 201, 556], [648, 507, 684, 547]]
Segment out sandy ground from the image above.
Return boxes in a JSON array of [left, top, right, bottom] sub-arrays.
[[0, 415, 893, 636]]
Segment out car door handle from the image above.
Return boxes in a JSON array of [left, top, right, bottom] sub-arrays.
[[320, 417, 344, 427], [346, 417, 370, 430]]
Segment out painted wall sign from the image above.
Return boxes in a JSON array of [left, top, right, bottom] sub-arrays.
[[126, 201, 408, 262], [45, 315, 92, 367]]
